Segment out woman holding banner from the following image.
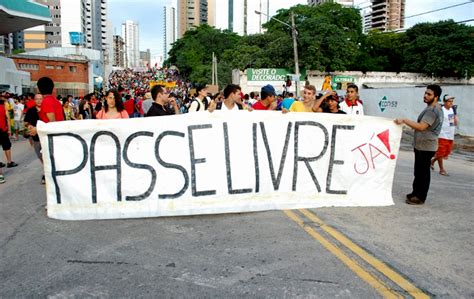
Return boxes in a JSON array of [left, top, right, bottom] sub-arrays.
[[96, 89, 129, 119]]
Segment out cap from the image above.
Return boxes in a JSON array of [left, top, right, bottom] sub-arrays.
[[261, 84, 276, 97], [443, 94, 455, 101]]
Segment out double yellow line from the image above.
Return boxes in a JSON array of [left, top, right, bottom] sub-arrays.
[[284, 209, 430, 299]]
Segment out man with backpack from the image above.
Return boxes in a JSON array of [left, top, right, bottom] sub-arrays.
[[188, 84, 215, 112]]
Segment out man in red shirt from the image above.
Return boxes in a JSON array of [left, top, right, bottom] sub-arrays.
[[37, 77, 64, 122], [0, 94, 18, 173], [252, 84, 277, 110]]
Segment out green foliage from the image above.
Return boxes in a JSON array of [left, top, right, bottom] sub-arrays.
[[263, 3, 363, 72], [166, 5, 474, 85], [12, 49, 25, 55], [402, 20, 474, 78], [355, 30, 405, 72], [165, 24, 240, 84]]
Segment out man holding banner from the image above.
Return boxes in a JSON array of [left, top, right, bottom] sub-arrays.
[[252, 85, 277, 110], [395, 84, 443, 205]]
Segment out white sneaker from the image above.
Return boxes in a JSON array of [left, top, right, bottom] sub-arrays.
[[0, 175, 5, 184]]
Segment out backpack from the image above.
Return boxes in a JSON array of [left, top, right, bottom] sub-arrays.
[[180, 103, 189, 114], [191, 97, 209, 111], [216, 102, 243, 110]]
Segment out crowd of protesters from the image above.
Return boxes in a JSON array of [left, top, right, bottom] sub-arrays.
[[0, 67, 459, 207]]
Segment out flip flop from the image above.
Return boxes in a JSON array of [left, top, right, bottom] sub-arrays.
[[440, 171, 449, 176]]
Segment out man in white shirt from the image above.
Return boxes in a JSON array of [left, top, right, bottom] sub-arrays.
[[13, 98, 24, 141], [216, 84, 245, 111], [339, 83, 364, 115], [188, 84, 215, 112], [431, 94, 458, 176]]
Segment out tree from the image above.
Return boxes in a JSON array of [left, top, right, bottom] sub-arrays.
[[402, 20, 474, 78], [263, 3, 363, 72], [165, 25, 240, 85], [355, 30, 405, 72]]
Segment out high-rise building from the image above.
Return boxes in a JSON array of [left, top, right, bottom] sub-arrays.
[[84, 0, 108, 51], [214, 0, 270, 36], [112, 35, 125, 67], [308, 0, 354, 8], [177, 0, 213, 38], [122, 20, 139, 68], [163, 5, 176, 62], [370, 0, 405, 31], [139, 49, 151, 68], [208, 0, 216, 28], [19, 0, 109, 51], [363, 10, 372, 33]]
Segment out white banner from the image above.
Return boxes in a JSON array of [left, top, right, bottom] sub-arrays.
[[37, 111, 402, 220]]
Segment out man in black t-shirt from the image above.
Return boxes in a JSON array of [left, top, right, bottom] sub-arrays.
[[24, 94, 45, 184], [322, 95, 346, 114], [146, 85, 180, 117]]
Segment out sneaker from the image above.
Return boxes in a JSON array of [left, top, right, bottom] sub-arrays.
[[0, 162, 5, 168], [0, 175, 5, 184], [6, 162, 18, 168], [406, 196, 425, 205], [41, 175, 45, 184]]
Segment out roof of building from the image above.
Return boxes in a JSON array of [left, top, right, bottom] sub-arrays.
[[0, 0, 51, 35], [11, 54, 89, 64]]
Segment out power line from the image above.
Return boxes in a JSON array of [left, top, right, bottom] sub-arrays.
[[388, 0, 473, 23], [404, 1, 473, 20], [456, 18, 474, 24]]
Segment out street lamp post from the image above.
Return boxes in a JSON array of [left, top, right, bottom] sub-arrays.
[[255, 10, 300, 97]]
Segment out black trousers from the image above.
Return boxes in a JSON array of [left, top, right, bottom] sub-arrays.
[[412, 149, 436, 202]]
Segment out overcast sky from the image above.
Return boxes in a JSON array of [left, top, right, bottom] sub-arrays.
[[108, 0, 474, 62]]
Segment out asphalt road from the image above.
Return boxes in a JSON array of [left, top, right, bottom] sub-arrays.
[[1, 137, 473, 297]]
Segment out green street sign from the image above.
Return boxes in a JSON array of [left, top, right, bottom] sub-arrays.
[[332, 76, 355, 83], [247, 68, 306, 82]]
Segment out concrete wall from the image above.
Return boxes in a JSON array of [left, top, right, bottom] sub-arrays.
[[233, 69, 473, 137], [235, 69, 474, 96], [0, 56, 30, 95], [360, 86, 474, 137]]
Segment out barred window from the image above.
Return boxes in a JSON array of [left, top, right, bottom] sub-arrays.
[[19, 63, 39, 70]]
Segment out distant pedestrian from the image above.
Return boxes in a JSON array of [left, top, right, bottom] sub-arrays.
[[141, 92, 153, 115], [394, 84, 443, 205], [24, 94, 45, 184], [0, 93, 18, 169], [431, 94, 458, 176]]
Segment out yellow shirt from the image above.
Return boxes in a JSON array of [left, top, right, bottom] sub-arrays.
[[289, 101, 313, 112]]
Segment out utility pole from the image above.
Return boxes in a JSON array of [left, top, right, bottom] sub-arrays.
[[255, 10, 300, 97], [244, 0, 247, 35], [291, 12, 300, 98], [211, 52, 218, 88]]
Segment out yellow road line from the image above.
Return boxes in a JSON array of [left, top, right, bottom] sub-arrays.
[[283, 210, 403, 299], [299, 209, 430, 299]]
